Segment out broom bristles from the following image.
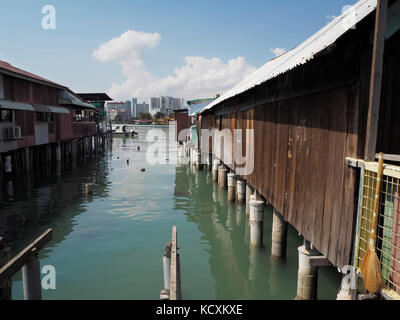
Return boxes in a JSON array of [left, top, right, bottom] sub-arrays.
[[360, 248, 383, 293]]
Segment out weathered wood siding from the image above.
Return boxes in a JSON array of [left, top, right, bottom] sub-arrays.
[[200, 13, 400, 268]]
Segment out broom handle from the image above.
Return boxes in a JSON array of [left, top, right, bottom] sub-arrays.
[[370, 153, 385, 249]]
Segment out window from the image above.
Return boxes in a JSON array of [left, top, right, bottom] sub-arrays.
[[0, 109, 12, 122]]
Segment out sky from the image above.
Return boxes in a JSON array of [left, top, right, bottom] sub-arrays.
[[0, 0, 358, 102]]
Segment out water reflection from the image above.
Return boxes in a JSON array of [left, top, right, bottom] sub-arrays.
[[174, 163, 341, 300]]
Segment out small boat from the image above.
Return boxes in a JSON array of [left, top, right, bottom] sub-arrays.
[[112, 125, 138, 137]]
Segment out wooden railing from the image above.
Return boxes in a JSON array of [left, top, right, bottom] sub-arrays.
[[0, 229, 53, 300]]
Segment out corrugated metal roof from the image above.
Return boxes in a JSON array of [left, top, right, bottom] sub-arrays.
[[202, 0, 377, 113], [189, 101, 212, 116], [59, 90, 98, 110]]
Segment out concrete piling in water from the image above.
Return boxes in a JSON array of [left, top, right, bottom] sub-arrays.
[[22, 249, 42, 300], [246, 184, 254, 216], [249, 200, 265, 248], [237, 180, 246, 203], [271, 208, 288, 260], [227, 173, 236, 202], [296, 241, 319, 300], [162, 243, 172, 298], [218, 166, 228, 189], [56, 143, 62, 162], [212, 160, 220, 182], [196, 149, 203, 171]]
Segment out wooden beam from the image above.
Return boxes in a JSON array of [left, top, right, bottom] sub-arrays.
[[376, 153, 400, 162], [309, 255, 333, 267], [364, 0, 389, 161], [0, 229, 52, 288], [169, 226, 181, 300]]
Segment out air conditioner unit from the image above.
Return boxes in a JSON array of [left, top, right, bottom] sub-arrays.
[[12, 126, 22, 140]]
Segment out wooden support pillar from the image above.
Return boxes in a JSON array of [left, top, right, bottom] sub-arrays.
[[24, 148, 30, 172], [364, 0, 389, 161], [0, 238, 11, 300]]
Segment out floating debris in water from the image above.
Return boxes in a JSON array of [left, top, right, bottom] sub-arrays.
[[141, 168, 146, 172]]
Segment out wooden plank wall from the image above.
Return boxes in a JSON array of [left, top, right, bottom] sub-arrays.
[[214, 84, 360, 268]]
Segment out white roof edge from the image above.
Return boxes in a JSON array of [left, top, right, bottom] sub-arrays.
[[201, 0, 377, 114]]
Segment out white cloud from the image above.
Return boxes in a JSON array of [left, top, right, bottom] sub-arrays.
[[93, 30, 256, 101], [326, 14, 337, 23], [270, 48, 287, 57]]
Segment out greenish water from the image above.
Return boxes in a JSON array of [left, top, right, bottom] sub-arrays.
[[1, 127, 341, 300]]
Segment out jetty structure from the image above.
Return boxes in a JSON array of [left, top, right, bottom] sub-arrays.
[[0, 60, 112, 185], [181, 0, 400, 299]]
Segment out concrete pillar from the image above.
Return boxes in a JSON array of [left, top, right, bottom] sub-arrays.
[[237, 180, 246, 203], [196, 149, 203, 171], [56, 142, 62, 162], [271, 209, 288, 260], [296, 242, 319, 300], [212, 160, 220, 182], [218, 166, 228, 189], [22, 250, 42, 300], [246, 184, 254, 216], [249, 200, 265, 248], [227, 173, 236, 202], [163, 243, 171, 290]]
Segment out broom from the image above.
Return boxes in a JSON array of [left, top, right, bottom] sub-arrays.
[[360, 152, 384, 293]]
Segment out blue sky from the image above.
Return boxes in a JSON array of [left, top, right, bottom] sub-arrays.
[[0, 0, 357, 100]]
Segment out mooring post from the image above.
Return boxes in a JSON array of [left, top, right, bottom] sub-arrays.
[[0, 238, 12, 300], [296, 240, 319, 300], [22, 248, 42, 300], [246, 184, 254, 216], [237, 179, 246, 203], [227, 173, 236, 202], [271, 208, 288, 260], [218, 165, 228, 189], [249, 200, 265, 248]]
